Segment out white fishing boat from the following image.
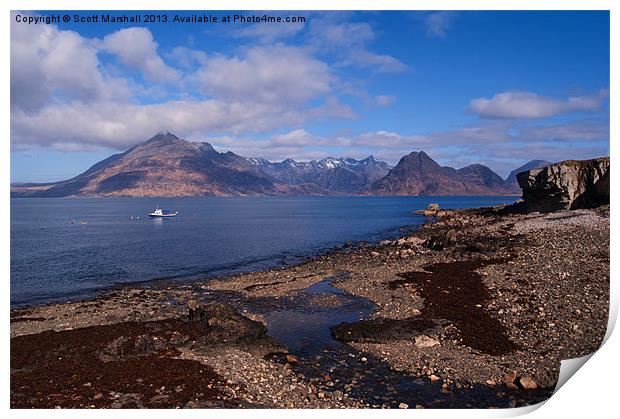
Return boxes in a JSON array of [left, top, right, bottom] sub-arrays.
[[148, 206, 178, 218]]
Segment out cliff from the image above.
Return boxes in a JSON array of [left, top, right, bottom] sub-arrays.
[[516, 157, 609, 212]]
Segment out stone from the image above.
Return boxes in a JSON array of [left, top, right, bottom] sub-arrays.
[[503, 371, 517, 384], [398, 402, 409, 409], [416, 203, 441, 216], [414, 335, 440, 348], [517, 157, 609, 212], [517, 376, 538, 390], [406, 236, 425, 246], [187, 299, 199, 311], [444, 229, 457, 247], [286, 354, 300, 364], [425, 229, 457, 251], [429, 374, 441, 382]]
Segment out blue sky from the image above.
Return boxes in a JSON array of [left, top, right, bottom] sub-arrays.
[[11, 10, 609, 181]]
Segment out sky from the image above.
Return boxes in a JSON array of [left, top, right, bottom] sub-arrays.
[[10, 10, 610, 182]]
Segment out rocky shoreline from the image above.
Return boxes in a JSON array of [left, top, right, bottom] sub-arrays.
[[11, 204, 609, 408]]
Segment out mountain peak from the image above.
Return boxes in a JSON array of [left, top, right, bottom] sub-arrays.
[[147, 132, 180, 143], [194, 142, 216, 153]]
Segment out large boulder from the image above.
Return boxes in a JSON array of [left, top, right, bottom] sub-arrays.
[[517, 157, 609, 212]]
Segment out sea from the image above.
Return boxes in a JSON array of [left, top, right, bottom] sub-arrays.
[[10, 196, 517, 307]]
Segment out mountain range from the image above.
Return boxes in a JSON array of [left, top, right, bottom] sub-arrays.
[[11, 133, 550, 197]]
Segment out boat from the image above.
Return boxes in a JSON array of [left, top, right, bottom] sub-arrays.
[[148, 206, 178, 218]]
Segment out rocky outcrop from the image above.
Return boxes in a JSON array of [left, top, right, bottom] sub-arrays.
[[517, 157, 609, 212]]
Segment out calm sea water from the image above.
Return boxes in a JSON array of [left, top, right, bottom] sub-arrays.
[[10, 196, 517, 307]]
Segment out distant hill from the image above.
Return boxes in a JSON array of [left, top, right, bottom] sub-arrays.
[[11, 133, 279, 197], [11, 132, 534, 197], [248, 155, 391, 193], [366, 151, 518, 196], [505, 160, 552, 186], [10, 133, 391, 197]]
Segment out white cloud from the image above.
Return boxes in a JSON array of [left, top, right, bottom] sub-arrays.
[[344, 50, 408, 74], [469, 89, 609, 119], [167, 46, 208, 69], [347, 120, 609, 176], [11, 96, 356, 151], [309, 17, 407, 74], [191, 45, 331, 105], [425, 12, 457, 38], [10, 14, 131, 111], [101, 28, 180, 83], [374, 95, 396, 107], [195, 118, 608, 177], [11, 17, 360, 152], [310, 20, 375, 47]]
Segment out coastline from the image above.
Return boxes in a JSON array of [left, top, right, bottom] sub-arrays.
[[10, 204, 609, 408]]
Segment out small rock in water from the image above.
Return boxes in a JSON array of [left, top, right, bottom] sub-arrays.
[[398, 402, 409, 409]]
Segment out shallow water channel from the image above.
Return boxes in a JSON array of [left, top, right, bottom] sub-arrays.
[[236, 276, 553, 408]]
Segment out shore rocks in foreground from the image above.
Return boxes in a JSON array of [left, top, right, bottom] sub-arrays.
[[517, 156, 609, 212]]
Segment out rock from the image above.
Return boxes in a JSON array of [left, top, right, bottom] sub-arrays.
[[425, 229, 457, 250], [406, 236, 425, 246], [286, 354, 300, 364], [485, 379, 496, 387], [414, 335, 440, 348], [200, 302, 268, 343], [503, 371, 517, 384], [416, 203, 441, 216], [429, 375, 441, 382], [444, 229, 457, 247], [398, 402, 409, 409], [517, 376, 538, 390], [187, 299, 199, 311], [517, 157, 609, 212]]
